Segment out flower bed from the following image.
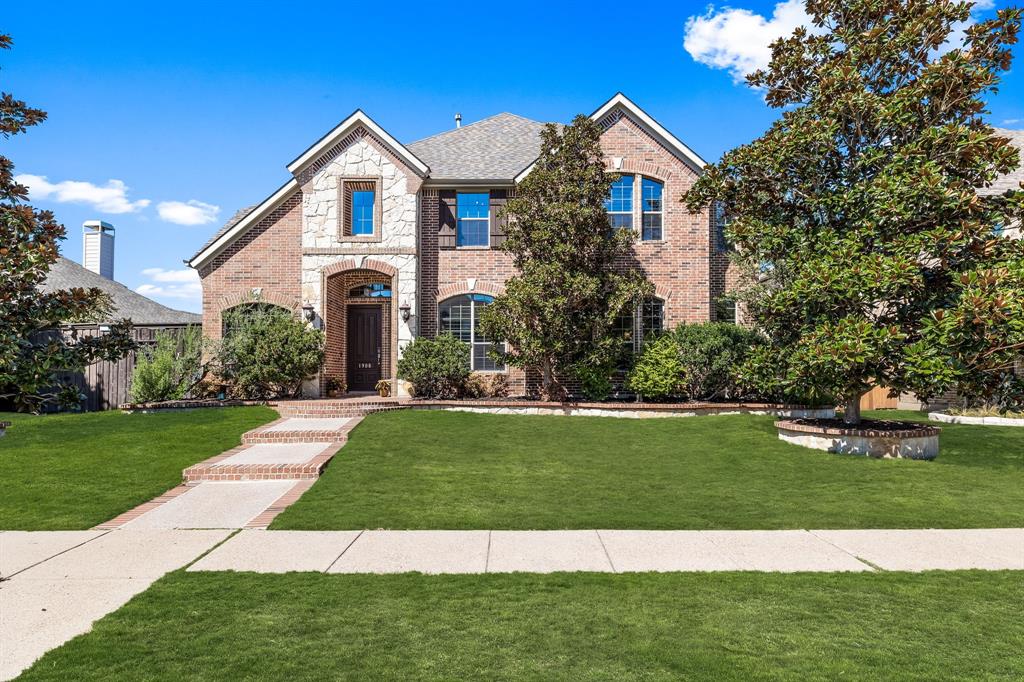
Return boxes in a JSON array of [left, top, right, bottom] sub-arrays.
[[776, 418, 940, 459]]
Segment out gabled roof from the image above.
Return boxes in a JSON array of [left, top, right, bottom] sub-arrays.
[[41, 256, 201, 326], [187, 179, 299, 269], [981, 127, 1024, 196], [407, 113, 548, 182], [515, 93, 707, 183], [287, 109, 429, 177]]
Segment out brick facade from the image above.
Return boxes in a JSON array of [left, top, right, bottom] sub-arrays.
[[195, 98, 736, 397], [199, 192, 303, 340]]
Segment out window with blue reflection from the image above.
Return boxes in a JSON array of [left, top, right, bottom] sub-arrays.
[[457, 192, 490, 246], [351, 190, 375, 235], [605, 176, 634, 230], [641, 178, 663, 240], [438, 294, 504, 371]]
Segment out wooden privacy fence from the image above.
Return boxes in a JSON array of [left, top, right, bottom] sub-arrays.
[[51, 324, 197, 412]]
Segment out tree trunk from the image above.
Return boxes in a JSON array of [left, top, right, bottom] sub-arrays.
[[843, 394, 862, 426], [541, 357, 553, 401]]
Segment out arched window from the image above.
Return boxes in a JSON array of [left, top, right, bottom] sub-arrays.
[[641, 178, 663, 241], [348, 283, 392, 299], [221, 302, 290, 338], [605, 175, 634, 230], [438, 294, 505, 371]]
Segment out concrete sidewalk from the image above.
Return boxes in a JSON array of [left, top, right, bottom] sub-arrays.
[[0, 529, 230, 681], [2, 527, 1021, 680], [188, 527, 1024, 574]]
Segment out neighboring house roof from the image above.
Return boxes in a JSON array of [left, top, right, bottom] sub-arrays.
[[407, 113, 548, 182], [981, 127, 1024, 196], [41, 256, 201, 326]]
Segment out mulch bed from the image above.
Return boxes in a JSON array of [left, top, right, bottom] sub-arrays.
[[779, 418, 940, 437]]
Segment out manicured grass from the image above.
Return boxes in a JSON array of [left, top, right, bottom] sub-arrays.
[[19, 570, 1024, 680], [0, 407, 277, 530], [272, 409, 1023, 530]]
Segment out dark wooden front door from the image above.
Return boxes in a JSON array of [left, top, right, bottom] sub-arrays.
[[347, 305, 382, 391]]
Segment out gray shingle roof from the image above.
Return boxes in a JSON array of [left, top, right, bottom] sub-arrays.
[[41, 257, 201, 326], [407, 113, 548, 181], [981, 128, 1024, 196]]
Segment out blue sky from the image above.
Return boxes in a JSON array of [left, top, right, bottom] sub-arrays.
[[6, 0, 1022, 312]]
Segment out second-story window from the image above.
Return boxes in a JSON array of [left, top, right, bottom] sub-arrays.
[[457, 192, 490, 247], [605, 175, 634, 230], [351, 189, 375, 236], [641, 178, 663, 240]]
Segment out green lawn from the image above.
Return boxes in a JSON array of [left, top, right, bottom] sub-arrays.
[[19, 570, 1024, 680], [0, 407, 277, 530], [272, 409, 1023, 530]]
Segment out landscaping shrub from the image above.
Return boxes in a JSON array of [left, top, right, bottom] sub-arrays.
[[572, 359, 617, 401], [397, 334, 470, 399], [626, 334, 683, 400], [216, 307, 324, 399], [628, 322, 762, 401], [129, 327, 204, 403], [674, 322, 762, 400], [461, 372, 510, 399]]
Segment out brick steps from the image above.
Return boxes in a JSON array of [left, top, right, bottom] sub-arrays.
[[273, 400, 407, 419], [183, 442, 343, 483]]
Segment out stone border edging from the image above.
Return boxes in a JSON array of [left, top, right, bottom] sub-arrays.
[[929, 411, 1024, 427], [119, 399, 269, 412], [411, 400, 835, 419]]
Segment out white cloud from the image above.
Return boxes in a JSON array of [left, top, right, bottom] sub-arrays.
[[684, 0, 995, 85], [1003, 118, 1021, 126], [16, 174, 150, 213], [156, 200, 220, 226], [684, 0, 811, 83], [136, 268, 201, 308]]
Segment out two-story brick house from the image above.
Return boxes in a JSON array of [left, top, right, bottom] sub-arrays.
[[187, 93, 734, 396]]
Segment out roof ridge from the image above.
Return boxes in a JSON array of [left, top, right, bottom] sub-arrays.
[[407, 112, 546, 147]]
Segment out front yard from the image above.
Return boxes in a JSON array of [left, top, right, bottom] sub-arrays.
[[272, 409, 1024, 530], [18, 570, 1024, 680], [0, 407, 277, 530]]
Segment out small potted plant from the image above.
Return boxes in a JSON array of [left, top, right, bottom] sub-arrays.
[[375, 379, 392, 398], [325, 377, 345, 398]]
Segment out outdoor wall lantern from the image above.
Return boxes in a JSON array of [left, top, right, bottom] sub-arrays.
[[302, 304, 316, 323], [399, 302, 412, 322]]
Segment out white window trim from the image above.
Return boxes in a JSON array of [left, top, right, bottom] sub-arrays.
[[640, 177, 664, 242], [607, 175, 635, 233]]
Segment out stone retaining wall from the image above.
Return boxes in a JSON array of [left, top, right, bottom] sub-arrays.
[[776, 420, 940, 459]]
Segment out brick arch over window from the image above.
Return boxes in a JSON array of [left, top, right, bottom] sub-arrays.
[[604, 158, 675, 184], [436, 279, 506, 301], [321, 257, 398, 279], [215, 290, 301, 317]]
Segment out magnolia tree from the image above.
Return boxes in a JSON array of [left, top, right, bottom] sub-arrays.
[[685, 0, 1024, 424], [478, 115, 651, 399], [0, 34, 135, 412]]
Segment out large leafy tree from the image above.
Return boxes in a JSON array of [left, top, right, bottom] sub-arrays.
[[479, 115, 651, 399], [685, 0, 1024, 424], [0, 34, 135, 412]]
